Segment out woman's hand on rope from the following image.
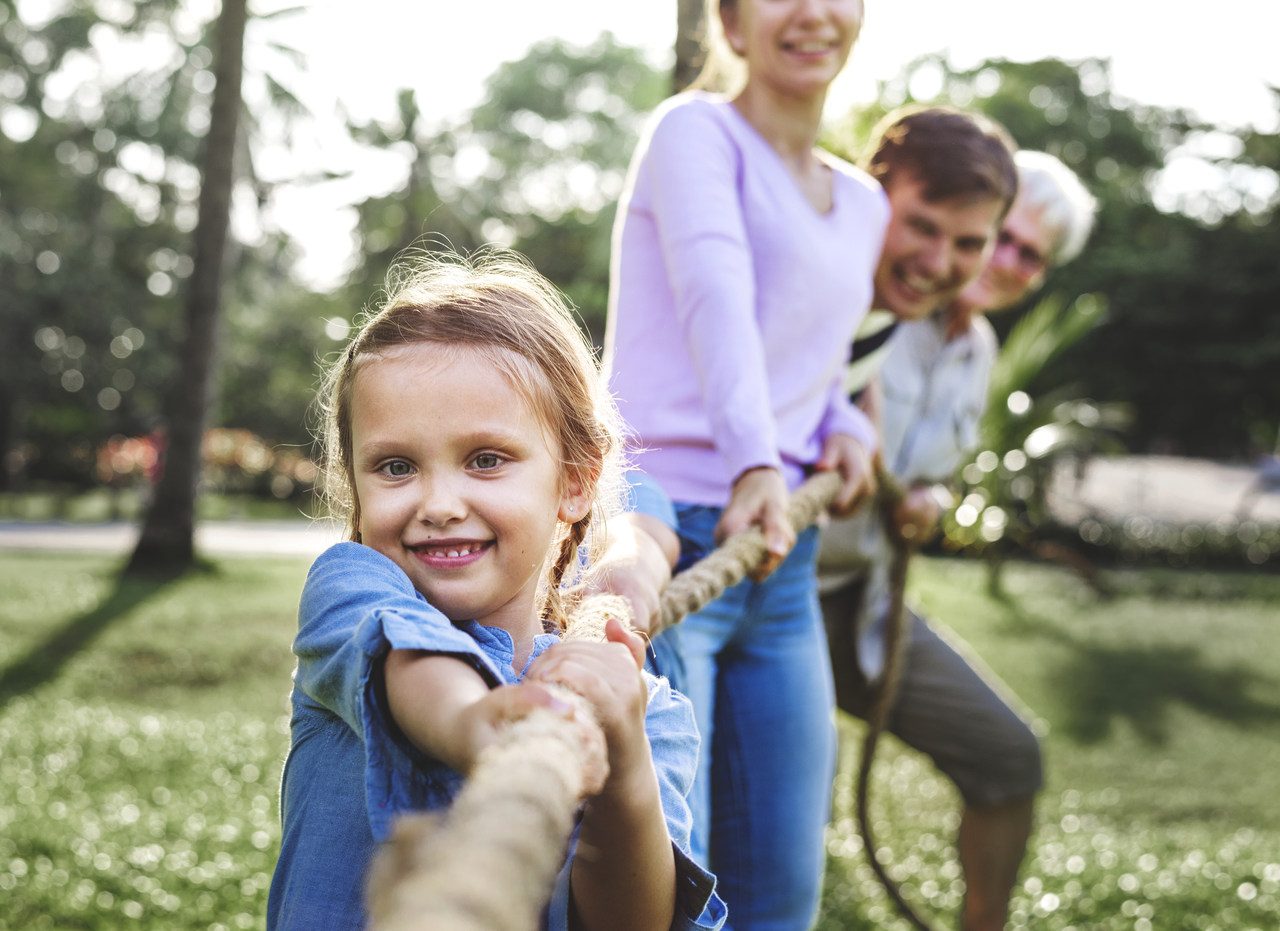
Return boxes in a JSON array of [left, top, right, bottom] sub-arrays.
[[718, 465, 795, 582], [816, 431, 876, 518]]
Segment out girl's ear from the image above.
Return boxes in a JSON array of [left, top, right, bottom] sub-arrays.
[[558, 469, 595, 523]]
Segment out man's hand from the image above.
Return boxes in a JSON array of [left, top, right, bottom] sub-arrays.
[[892, 483, 951, 544]]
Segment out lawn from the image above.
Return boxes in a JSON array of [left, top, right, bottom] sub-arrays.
[[0, 551, 1276, 930]]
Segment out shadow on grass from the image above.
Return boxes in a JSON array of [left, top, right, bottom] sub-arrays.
[[1050, 642, 1279, 744], [992, 594, 1280, 746], [0, 571, 175, 708]]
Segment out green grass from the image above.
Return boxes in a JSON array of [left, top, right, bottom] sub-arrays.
[[820, 559, 1280, 931], [1, 552, 1277, 929], [0, 489, 317, 523], [0, 553, 302, 931]]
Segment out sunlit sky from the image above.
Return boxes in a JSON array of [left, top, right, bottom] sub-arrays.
[[256, 1, 1280, 287], [288, 0, 1280, 130]]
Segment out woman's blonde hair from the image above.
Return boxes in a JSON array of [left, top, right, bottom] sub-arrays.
[[688, 0, 747, 95], [317, 246, 624, 631]]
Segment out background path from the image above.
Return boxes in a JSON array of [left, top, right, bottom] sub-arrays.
[[0, 518, 342, 557], [1, 456, 1277, 557], [1047, 454, 1280, 526]]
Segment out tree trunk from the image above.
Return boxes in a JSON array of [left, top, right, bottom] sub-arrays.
[[126, 0, 247, 576], [673, 0, 707, 93], [0, 386, 13, 492]]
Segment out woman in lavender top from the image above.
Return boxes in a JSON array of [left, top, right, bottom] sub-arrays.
[[603, 1, 887, 926]]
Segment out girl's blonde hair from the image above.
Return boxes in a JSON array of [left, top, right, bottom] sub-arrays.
[[317, 246, 624, 631]]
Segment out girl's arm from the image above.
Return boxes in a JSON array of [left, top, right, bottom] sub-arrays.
[[577, 510, 679, 635], [294, 543, 499, 735], [383, 651, 570, 775], [528, 620, 676, 931]]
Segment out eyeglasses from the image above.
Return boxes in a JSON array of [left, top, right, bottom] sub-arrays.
[[996, 229, 1048, 276]]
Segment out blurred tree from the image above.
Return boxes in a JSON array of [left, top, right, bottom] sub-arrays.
[[128, 0, 247, 575], [337, 89, 485, 314], [0, 0, 190, 490], [214, 235, 345, 455], [941, 294, 1130, 592], [340, 35, 665, 339], [0, 0, 313, 498], [674, 0, 707, 93], [827, 54, 1280, 459], [462, 33, 666, 335]]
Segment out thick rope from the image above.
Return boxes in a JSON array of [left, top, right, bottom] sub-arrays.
[[851, 468, 938, 931], [367, 468, 937, 931], [365, 706, 602, 931], [653, 469, 843, 636], [365, 599, 625, 931]]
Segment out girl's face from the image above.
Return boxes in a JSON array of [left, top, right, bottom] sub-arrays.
[[723, 0, 864, 99], [957, 198, 1054, 314], [349, 343, 587, 637]]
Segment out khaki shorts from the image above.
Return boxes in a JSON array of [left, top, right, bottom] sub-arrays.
[[821, 575, 1043, 807]]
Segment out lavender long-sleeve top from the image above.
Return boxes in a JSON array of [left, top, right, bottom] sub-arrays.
[[603, 92, 889, 506]]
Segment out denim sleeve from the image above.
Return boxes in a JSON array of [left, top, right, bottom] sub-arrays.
[[544, 672, 726, 930], [292, 542, 505, 841], [624, 468, 678, 531]]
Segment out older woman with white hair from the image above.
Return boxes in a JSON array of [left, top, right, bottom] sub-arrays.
[[951, 149, 1098, 330]]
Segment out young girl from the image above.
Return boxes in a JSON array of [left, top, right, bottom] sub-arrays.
[[267, 250, 725, 931], [603, 0, 886, 925]]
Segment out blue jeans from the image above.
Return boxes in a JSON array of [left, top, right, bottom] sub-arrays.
[[653, 505, 836, 931]]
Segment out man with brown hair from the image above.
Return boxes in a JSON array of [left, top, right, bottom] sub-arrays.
[[823, 107, 1097, 931], [839, 106, 1018, 393]]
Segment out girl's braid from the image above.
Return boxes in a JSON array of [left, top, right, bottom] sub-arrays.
[[542, 513, 591, 633]]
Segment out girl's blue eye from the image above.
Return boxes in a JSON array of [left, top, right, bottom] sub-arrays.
[[473, 453, 502, 470], [383, 460, 411, 477]]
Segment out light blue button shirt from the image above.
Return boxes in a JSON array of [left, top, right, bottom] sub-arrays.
[[267, 542, 725, 931]]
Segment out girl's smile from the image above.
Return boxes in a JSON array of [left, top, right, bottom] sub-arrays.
[[407, 538, 492, 567], [349, 342, 585, 648]]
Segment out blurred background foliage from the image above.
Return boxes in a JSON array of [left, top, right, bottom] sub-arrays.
[[824, 53, 1280, 461], [3, 3, 1278, 561]]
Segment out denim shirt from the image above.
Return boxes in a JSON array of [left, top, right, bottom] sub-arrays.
[[267, 542, 725, 931]]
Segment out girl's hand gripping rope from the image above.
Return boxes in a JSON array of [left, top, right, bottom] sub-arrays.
[[527, 617, 650, 798]]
